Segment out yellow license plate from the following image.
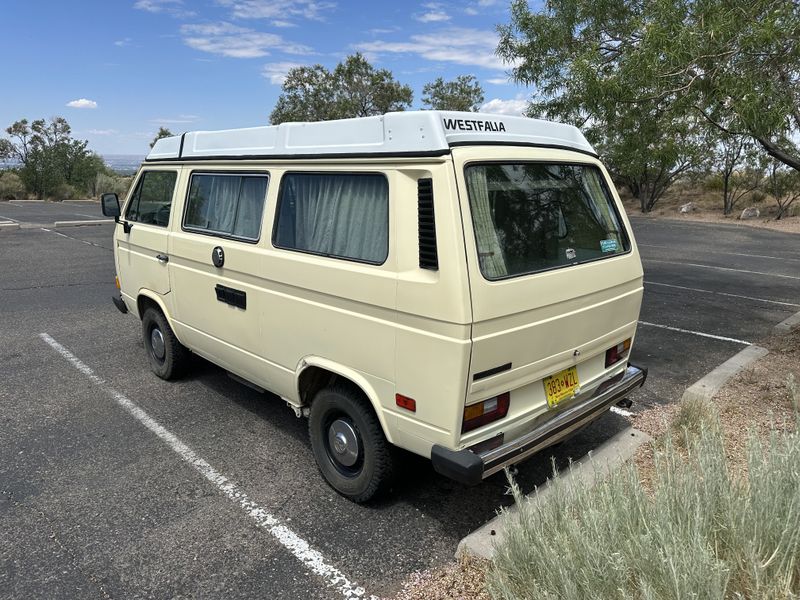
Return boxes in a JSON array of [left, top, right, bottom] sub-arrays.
[[543, 367, 580, 408]]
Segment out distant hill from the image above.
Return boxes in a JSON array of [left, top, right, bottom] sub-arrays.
[[103, 155, 145, 175]]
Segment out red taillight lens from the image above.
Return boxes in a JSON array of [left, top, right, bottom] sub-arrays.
[[462, 392, 510, 433], [395, 394, 416, 412], [605, 338, 632, 368]]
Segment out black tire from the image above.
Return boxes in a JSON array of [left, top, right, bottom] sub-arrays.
[[309, 384, 394, 503], [141, 307, 189, 380]]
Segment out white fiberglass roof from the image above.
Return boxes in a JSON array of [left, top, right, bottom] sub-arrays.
[[147, 110, 595, 161]]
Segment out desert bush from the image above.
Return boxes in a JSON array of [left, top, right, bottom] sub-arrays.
[[487, 409, 800, 599], [51, 183, 76, 201], [94, 172, 132, 199], [0, 171, 25, 199]]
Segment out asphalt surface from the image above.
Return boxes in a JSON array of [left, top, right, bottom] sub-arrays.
[[1, 203, 798, 599]]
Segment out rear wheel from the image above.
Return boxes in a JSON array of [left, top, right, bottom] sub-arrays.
[[309, 384, 394, 502], [141, 307, 189, 380]]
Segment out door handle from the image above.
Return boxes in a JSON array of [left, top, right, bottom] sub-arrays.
[[156, 254, 169, 264]]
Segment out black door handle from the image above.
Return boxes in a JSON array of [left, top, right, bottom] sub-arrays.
[[156, 254, 169, 264]]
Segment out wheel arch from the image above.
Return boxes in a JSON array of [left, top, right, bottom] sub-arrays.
[[135, 291, 186, 345], [296, 357, 394, 444]]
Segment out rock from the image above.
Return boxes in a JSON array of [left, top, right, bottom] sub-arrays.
[[740, 207, 760, 220], [680, 202, 695, 213]]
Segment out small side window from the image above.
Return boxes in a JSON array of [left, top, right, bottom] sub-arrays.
[[125, 171, 177, 227], [183, 173, 268, 241], [273, 173, 389, 264]]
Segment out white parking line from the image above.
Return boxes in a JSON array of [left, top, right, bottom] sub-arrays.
[[39, 333, 375, 600], [0, 214, 19, 222], [638, 321, 751, 345], [645, 280, 800, 308], [639, 243, 800, 263], [643, 258, 800, 281]]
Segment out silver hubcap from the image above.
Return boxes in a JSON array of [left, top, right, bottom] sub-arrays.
[[327, 418, 360, 467], [150, 327, 166, 361]]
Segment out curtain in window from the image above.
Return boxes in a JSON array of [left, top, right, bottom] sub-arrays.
[[466, 167, 508, 278], [206, 176, 241, 233], [284, 174, 388, 263], [232, 177, 267, 239], [581, 169, 623, 245]]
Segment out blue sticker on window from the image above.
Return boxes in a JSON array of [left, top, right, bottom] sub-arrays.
[[600, 239, 618, 253]]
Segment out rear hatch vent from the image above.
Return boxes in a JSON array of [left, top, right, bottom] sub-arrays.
[[418, 178, 438, 270]]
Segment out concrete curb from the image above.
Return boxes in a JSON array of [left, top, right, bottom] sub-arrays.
[[456, 426, 651, 560], [775, 309, 800, 333], [680, 345, 769, 404], [54, 219, 112, 228], [0, 222, 20, 230]]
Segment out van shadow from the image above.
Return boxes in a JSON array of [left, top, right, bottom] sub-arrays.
[[185, 356, 632, 544]]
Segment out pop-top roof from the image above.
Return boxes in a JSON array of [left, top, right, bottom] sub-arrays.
[[147, 110, 595, 161]]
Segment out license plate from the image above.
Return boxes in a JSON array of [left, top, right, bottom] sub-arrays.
[[543, 367, 580, 408]]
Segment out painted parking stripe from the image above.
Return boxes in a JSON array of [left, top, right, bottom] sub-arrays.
[[39, 333, 375, 600], [639, 243, 800, 263], [637, 321, 751, 346], [645, 280, 800, 308], [643, 258, 800, 281]]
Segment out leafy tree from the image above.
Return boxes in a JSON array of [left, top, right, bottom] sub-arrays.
[[497, 0, 800, 177], [1, 117, 106, 199], [270, 53, 413, 124], [704, 133, 766, 216], [766, 163, 800, 220], [150, 127, 174, 149], [422, 75, 485, 112]]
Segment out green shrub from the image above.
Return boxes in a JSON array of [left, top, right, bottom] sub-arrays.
[[487, 416, 800, 599], [0, 171, 25, 199]]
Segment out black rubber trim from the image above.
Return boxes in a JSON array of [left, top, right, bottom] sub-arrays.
[[431, 445, 484, 486], [215, 284, 247, 309], [449, 140, 599, 158], [112, 294, 128, 314], [178, 133, 186, 158], [144, 149, 452, 163], [473, 362, 512, 381]]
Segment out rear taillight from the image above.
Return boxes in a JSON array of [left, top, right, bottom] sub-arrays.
[[462, 392, 510, 433], [605, 338, 632, 368]]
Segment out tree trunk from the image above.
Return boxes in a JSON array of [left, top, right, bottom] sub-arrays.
[[755, 136, 800, 173]]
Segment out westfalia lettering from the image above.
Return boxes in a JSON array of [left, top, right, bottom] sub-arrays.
[[442, 118, 506, 132]]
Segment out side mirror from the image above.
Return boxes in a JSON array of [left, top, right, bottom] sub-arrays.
[[101, 193, 121, 218]]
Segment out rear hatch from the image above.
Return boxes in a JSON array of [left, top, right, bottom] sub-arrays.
[[452, 146, 644, 446]]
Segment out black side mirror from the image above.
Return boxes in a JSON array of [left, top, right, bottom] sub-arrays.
[[101, 193, 121, 218]]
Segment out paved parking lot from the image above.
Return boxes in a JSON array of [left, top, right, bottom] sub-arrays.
[[0, 200, 111, 227], [1, 205, 798, 599]]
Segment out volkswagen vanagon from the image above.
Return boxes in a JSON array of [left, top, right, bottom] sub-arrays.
[[101, 111, 646, 502]]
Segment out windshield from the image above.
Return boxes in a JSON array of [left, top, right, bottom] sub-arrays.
[[465, 162, 630, 280]]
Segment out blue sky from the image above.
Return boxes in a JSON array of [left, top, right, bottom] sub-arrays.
[[1, 0, 532, 156]]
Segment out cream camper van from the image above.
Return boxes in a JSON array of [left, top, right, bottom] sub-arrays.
[[101, 111, 646, 502]]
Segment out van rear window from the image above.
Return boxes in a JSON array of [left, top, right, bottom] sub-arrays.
[[465, 163, 630, 280]]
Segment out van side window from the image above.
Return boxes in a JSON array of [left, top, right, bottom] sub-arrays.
[[125, 171, 177, 227], [274, 173, 389, 264], [183, 173, 268, 241]]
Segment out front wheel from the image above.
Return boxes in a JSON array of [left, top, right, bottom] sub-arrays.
[[141, 307, 189, 380], [309, 384, 394, 503]]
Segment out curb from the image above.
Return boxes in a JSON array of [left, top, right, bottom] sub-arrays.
[[680, 345, 769, 404], [456, 426, 651, 560], [775, 309, 800, 333], [0, 222, 20, 230], [54, 219, 112, 228]]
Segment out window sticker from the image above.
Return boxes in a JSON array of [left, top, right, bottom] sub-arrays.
[[600, 239, 618, 253], [565, 248, 577, 260]]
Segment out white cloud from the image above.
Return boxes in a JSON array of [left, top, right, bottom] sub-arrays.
[[486, 76, 510, 85], [416, 10, 450, 22], [66, 98, 98, 109], [215, 0, 335, 20], [262, 61, 305, 84], [271, 19, 296, 27], [150, 114, 200, 124], [464, 7, 478, 15], [114, 38, 132, 47], [480, 97, 528, 116], [87, 129, 118, 135], [181, 22, 310, 58], [358, 27, 511, 71], [133, 0, 194, 17]]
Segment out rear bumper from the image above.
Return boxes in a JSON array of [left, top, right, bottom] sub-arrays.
[[111, 293, 128, 314], [431, 364, 647, 485]]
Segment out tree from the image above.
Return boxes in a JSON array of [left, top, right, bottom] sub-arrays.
[[422, 75, 485, 112], [1, 116, 106, 199], [270, 53, 413, 124], [766, 163, 800, 220], [150, 127, 174, 149], [704, 133, 765, 216], [497, 0, 800, 177]]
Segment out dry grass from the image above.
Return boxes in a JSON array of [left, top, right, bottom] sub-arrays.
[[388, 555, 490, 600]]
